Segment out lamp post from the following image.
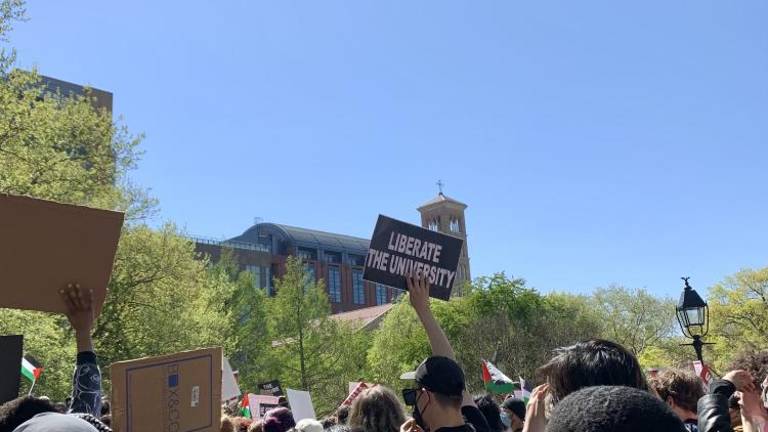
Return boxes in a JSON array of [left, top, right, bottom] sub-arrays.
[[675, 277, 713, 363]]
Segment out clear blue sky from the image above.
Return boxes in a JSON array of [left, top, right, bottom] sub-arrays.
[[11, 1, 768, 298]]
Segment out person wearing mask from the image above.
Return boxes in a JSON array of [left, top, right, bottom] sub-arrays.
[[400, 274, 490, 432], [501, 398, 525, 432]]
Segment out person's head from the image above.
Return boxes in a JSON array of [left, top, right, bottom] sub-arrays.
[[474, 394, 504, 432], [0, 396, 57, 432], [233, 417, 254, 432], [545, 386, 686, 432], [501, 398, 526, 432], [335, 405, 350, 425], [249, 420, 264, 432], [221, 416, 236, 432], [729, 350, 768, 407], [648, 369, 704, 421], [348, 386, 405, 432], [263, 407, 296, 432], [296, 419, 324, 432], [321, 416, 338, 429], [538, 339, 649, 404], [403, 356, 465, 431]]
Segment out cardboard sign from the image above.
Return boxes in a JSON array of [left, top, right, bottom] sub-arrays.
[[0, 335, 23, 404], [258, 380, 284, 397], [111, 347, 222, 432], [286, 389, 316, 422], [342, 382, 369, 406], [363, 215, 464, 300], [693, 361, 713, 386], [222, 357, 241, 402], [0, 194, 124, 316], [248, 394, 279, 419]]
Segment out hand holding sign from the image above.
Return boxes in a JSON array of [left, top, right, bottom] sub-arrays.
[[406, 273, 430, 313], [60, 283, 95, 352]]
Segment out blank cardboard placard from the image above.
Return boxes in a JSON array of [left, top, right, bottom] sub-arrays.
[[286, 389, 316, 422], [111, 347, 222, 432], [0, 194, 124, 316], [0, 335, 23, 404], [222, 357, 240, 402]]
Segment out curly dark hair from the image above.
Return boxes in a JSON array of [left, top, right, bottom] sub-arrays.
[[648, 369, 705, 413], [474, 394, 504, 432], [0, 397, 56, 432], [728, 350, 768, 389], [537, 339, 650, 403]]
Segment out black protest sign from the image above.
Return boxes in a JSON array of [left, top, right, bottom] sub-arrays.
[[0, 335, 23, 404], [363, 215, 464, 301], [258, 380, 283, 397], [259, 403, 279, 418]]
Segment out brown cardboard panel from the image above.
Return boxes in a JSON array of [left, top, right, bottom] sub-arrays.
[[111, 347, 223, 432], [0, 194, 124, 316]]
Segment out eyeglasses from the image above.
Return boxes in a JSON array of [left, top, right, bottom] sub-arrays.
[[402, 388, 419, 406]]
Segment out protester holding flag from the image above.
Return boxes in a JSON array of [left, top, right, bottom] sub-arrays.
[[0, 284, 109, 432], [399, 273, 489, 432]]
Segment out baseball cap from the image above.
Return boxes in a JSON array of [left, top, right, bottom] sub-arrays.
[[401, 356, 465, 397]]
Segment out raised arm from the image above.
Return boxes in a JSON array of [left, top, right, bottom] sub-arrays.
[[61, 283, 102, 417], [407, 274, 455, 359], [406, 274, 478, 409]]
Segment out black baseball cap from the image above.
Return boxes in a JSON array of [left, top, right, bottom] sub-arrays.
[[401, 356, 465, 397]]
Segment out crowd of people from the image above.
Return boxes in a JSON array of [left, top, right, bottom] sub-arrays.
[[1, 277, 766, 432]]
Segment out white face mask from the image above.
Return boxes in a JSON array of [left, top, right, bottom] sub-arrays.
[[500, 412, 511, 428]]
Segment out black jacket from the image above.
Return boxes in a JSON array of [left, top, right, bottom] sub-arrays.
[[697, 379, 736, 432]]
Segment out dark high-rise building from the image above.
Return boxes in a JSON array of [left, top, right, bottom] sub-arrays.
[[40, 75, 113, 113]]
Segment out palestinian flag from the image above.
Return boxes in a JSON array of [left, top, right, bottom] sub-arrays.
[[481, 360, 515, 394], [240, 394, 251, 419], [21, 356, 43, 383], [513, 377, 531, 404]]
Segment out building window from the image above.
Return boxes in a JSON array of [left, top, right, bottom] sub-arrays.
[[449, 217, 460, 233], [352, 270, 365, 305], [265, 266, 272, 296], [428, 218, 439, 232], [304, 263, 316, 289], [328, 266, 341, 303], [297, 247, 317, 261], [325, 251, 342, 264], [375, 284, 388, 305], [349, 254, 365, 267], [246, 265, 262, 289]]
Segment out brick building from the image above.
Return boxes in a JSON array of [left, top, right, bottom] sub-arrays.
[[194, 192, 470, 314]]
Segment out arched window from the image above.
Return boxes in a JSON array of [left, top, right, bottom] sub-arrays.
[[428, 218, 439, 231], [449, 217, 460, 233]]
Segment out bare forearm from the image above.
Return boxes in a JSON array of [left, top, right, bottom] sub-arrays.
[[415, 308, 455, 360], [75, 330, 93, 353]]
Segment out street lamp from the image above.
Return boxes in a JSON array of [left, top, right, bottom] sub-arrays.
[[675, 277, 712, 363]]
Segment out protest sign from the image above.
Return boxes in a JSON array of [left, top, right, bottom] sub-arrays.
[[259, 380, 284, 397], [0, 335, 23, 404], [693, 360, 713, 387], [286, 389, 316, 421], [363, 215, 464, 300], [111, 347, 222, 432], [0, 194, 123, 316], [222, 357, 241, 402], [248, 394, 280, 419]]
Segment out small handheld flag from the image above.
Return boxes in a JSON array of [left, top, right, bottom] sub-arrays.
[[21, 356, 43, 383], [481, 360, 515, 394]]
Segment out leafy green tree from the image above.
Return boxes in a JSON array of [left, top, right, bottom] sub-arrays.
[[708, 267, 768, 370], [267, 257, 369, 414], [590, 284, 677, 358]]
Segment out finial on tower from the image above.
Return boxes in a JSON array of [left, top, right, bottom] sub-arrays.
[[436, 179, 444, 195]]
